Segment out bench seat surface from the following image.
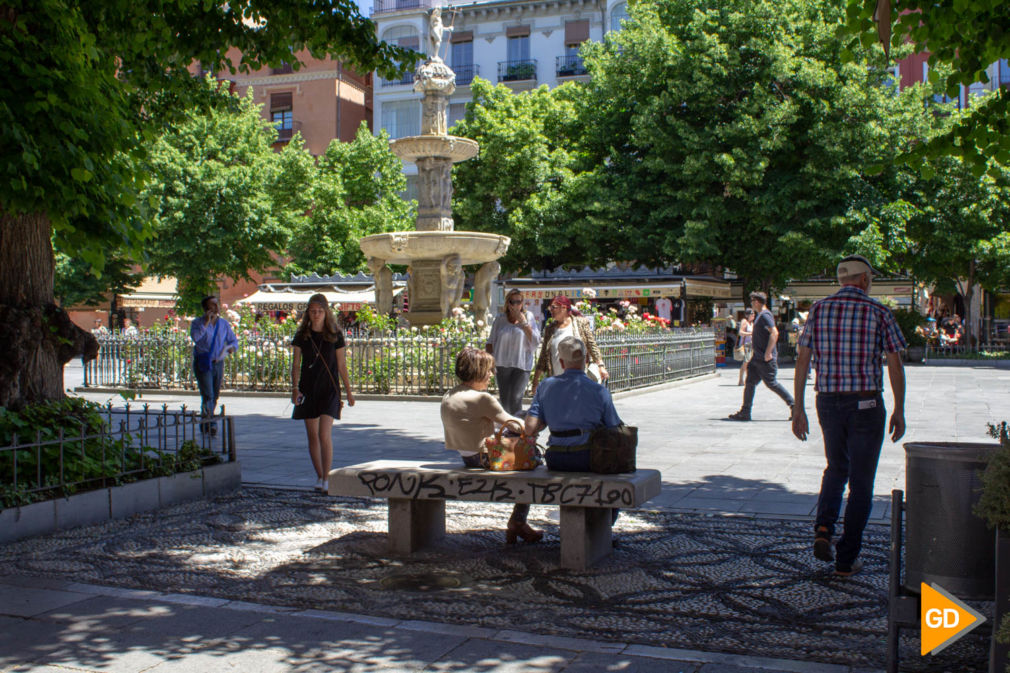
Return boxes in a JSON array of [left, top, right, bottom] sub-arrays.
[[328, 460, 661, 508]]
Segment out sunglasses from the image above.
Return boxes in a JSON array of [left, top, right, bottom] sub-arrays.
[[549, 304, 566, 310], [508, 299, 523, 305]]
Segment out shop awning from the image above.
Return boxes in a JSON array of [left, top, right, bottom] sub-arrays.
[[237, 287, 403, 312], [504, 285, 683, 300], [783, 280, 914, 302], [118, 277, 178, 308], [684, 278, 734, 299]]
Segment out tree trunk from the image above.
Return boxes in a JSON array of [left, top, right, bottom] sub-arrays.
[[0, 210, 97, 410]]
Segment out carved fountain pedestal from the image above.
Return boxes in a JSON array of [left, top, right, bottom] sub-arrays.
[[360, 26, 509, 327]]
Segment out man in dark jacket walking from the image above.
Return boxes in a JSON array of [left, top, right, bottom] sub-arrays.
[[728, 291, 794, 422]]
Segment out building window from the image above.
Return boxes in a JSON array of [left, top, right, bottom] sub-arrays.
[[451, 36, 477, 85], [270, 92, 294, 141], [271, 61, 293, 75], [610, 3, 629, 31], [381, 100, 420, 139], [507, 34, 530, 62], [448, 103, 467, 129], [558, 21, 589, 77], [382, 25, 421, 86]]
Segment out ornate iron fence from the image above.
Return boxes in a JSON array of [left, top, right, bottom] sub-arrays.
[[1, 404, 234, 509], [83, 328, 715, 395]]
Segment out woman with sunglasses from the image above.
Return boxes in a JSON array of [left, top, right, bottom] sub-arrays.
[[531, 295, 607, 393], [485, 289, 541, 414]]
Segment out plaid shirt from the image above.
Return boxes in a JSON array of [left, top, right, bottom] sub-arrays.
[[798, 285, 907, 393]]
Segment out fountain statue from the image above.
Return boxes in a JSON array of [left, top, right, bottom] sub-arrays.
[[360, 8, 510, 326]]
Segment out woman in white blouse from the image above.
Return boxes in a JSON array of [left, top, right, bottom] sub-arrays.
[[485, 289, 541, 414]]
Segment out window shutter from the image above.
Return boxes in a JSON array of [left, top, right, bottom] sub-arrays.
[[565, 20, 589, 44], [270, 92, 292, 110], [450, 30, 473, 43], [506, 25, 530, 37]]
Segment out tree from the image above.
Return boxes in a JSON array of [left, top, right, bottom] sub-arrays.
[[285, 123, 415, 277], [0, 0, 414, 409], [54, 251, 142, 311], [571, 0, 930, 297], [451, 78, 586, 273], [856, 153, 1010, 346], [845, 0, 1010, 172], [143, 92, 292, 313]]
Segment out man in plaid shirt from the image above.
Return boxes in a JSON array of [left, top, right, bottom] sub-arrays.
[[791, 255, 907, 577]]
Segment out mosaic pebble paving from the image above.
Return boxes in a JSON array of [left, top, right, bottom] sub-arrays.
[[0, 488, 991, 671]]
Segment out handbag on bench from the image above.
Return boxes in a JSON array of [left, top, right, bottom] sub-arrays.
[[483, 419, 538, 471], [588, 424, 638, 474]]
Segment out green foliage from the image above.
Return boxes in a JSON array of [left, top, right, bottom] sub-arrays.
[[0, 398, 219, 508], [571, 0, 929, 294], [354, 304, 397, 332], [844, 0, 1010, 170], [451, 78, 584, 272], [54, 249, 142, 308], [975, 422, 1010, 533], [142, 91, 291, 313], [2, 0, 417, 274], [285, 123, 415, 277], [891, 309, 927, 348]]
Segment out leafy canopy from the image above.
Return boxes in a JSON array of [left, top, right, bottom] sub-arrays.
[[285, 124, 416, 277], [1, 0, 417, 270], [844, 0, 1010, 172]]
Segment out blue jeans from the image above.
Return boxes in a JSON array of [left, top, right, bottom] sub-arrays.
[[814, 392, 886, 565], [194, 359, 224, 427], [496, 367, 530, 415]]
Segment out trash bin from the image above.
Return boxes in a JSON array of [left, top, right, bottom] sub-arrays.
[[904, 442, 999, 600]]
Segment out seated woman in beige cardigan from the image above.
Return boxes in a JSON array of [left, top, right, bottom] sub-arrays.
[[440, 347, 542, 544]]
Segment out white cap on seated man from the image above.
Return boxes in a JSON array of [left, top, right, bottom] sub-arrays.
[[524, 336, 622, 472]]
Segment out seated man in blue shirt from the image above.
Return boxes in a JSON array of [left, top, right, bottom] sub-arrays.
[[523, 336, 623, 472]]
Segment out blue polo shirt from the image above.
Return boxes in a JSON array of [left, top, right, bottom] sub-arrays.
[[527, 369, 622, 446]]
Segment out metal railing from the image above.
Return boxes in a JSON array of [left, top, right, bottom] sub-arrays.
[[556, 55, 587, 77], [1, 404, 234, 509], [372, 0, 435, 14], [454, 63, 479, 86], [597, 329, 714, 393], [381, 72, 414, 87], [84, 329, 715, 395], [498, 59, 537, 82]]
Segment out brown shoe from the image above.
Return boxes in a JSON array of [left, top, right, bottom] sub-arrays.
[[506, 520, 543, 544]]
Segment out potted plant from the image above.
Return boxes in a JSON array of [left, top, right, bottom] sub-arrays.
[[975, 421, 1010, 672], [891, 309, 927, 362]]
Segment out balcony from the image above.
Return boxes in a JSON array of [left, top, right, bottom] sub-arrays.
[[454, 64, 479, 86], [498, 59, 537, 83], [274, 120, 303, 143], [372, 0, 435, 15], [556, 55, 588, 78], [382, 71, 415, 87]]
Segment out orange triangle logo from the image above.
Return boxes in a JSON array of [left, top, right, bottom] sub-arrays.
[[920, 583, 986, 655]]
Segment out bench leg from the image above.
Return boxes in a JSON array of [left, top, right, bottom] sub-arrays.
[[559, 506, 613, 570], [388, 498, 445, 554]]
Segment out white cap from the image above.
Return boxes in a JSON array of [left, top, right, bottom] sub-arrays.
[[836, 255, 876, 282]]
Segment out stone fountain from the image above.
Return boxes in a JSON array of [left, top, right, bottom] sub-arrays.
[[360, 7, 509, 326]]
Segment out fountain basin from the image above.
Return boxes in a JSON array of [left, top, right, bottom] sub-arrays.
[[359, 231, 510, 266], [390, 135, 479, 164]]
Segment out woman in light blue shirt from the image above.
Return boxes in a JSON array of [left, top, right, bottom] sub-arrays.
[[485, 289, 541, 415], [190, 296, 239, 437]]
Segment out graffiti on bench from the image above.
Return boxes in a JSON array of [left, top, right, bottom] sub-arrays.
[[356, 470, 635, 507]]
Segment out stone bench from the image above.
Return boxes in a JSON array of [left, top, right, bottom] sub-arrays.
[[327, 459, 662, 570]]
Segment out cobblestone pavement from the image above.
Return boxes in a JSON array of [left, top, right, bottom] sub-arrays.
[[50, 361, 1007, 672], [0, 488, 991, 672]]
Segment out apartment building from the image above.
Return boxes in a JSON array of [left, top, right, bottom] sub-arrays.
[[371, 0, 630, 194], [893, 54, 1010, 108], [196, 48, 373, 155]]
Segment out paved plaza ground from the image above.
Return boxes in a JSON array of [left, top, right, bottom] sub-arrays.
[[1, 361, 1006, 672]]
